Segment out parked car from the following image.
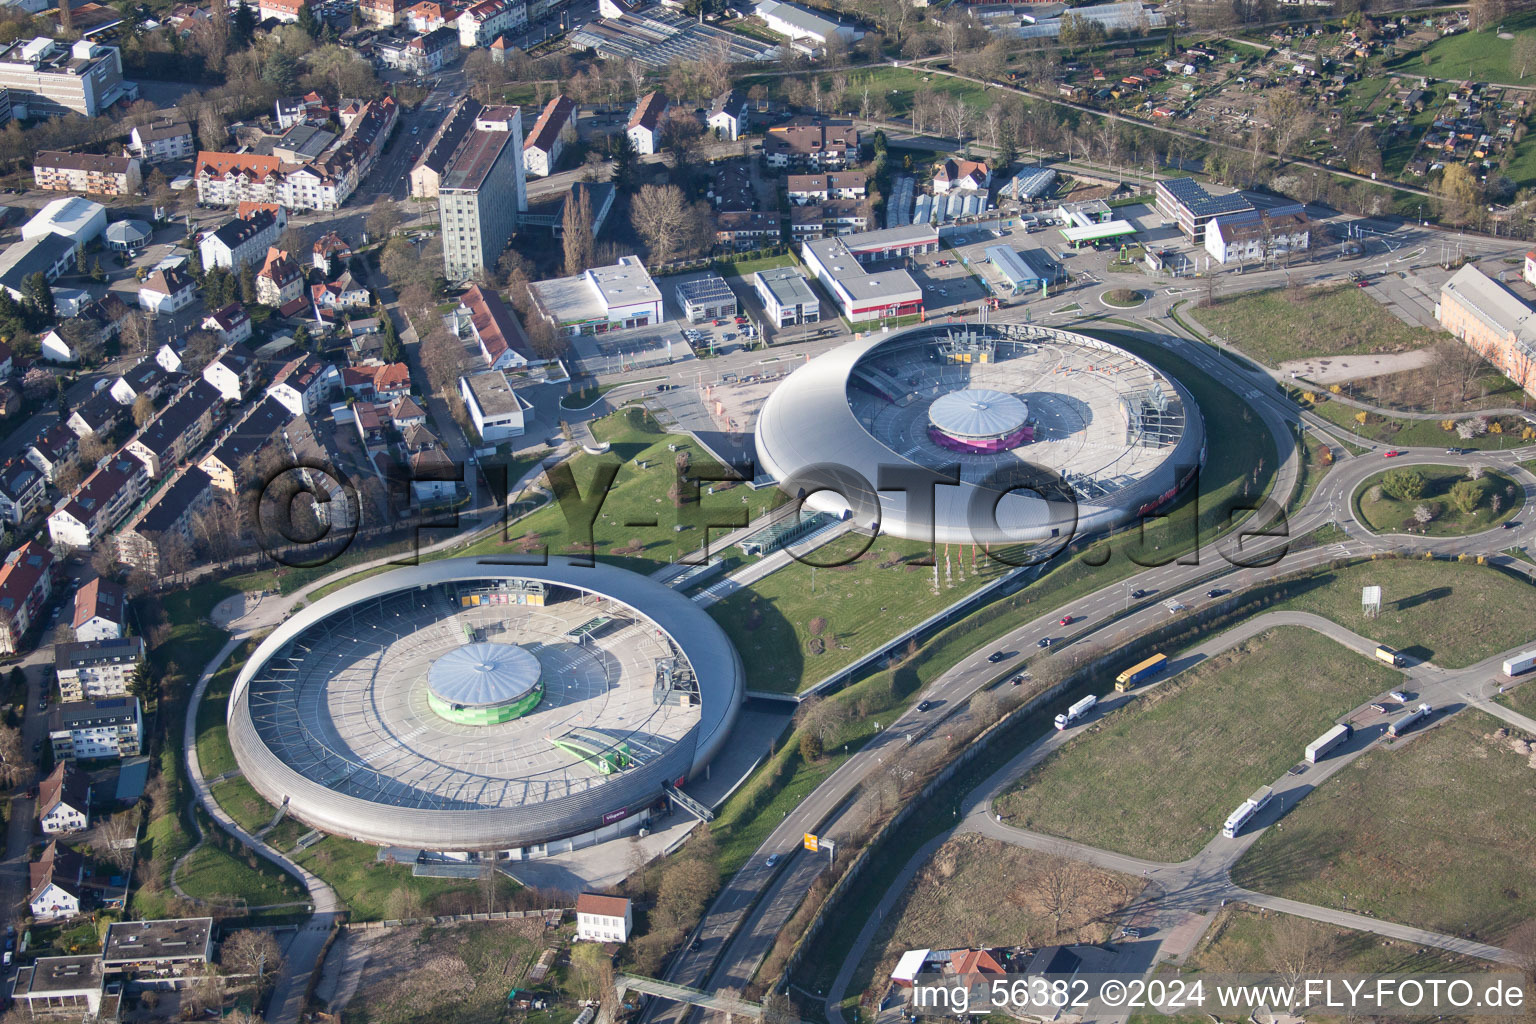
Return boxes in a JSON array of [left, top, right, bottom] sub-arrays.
[[1390, 690, 1410, 702]]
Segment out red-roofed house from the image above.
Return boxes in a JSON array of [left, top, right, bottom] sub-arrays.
[[373, 362, 412, 399], [267, 356, 331, 416], [138, 267, 197, 315], [340, 366, 378, 400], [256, 248, 304, 307], [201, 303, 253, 346], [524, 94, 576, 178], [627, 92, 669, 156], [0, 541, 53, 655], [575, 893, 631, 942], [73, 576, 126, 642], [458, 285, 536, 370], [311, 270, 369, 312], [948, 949, 1004, 999], [933, 158, 990, 194]]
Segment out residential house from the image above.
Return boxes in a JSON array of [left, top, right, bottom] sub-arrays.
[[310, 270, 369, 312], [198, 396, 291, 494], [0, 541, 53, 655], [575, 893, 631, 942], [201, 343, 258, 402], [267, 355, 331, 416], [12, 956, 102, 1016], [108, 359, 175, 407], [764, 120, 857, 169], [25, 423, 78, 484], [127, 116, 194, 163], [255, 247, 304, 306], [32, 151, 141, 196], [707, 88, 748, 141], [37, 763, 89, 834], [312, 231, 351, 272], [198, 209, 285, 272], [786, 171, 866, 204], [47, 456, 149, 549], [138, 266, 196, 314], [28, 841, 84, 920], [523, 93, 576, 178], [115, 467, 214, 575], [55, 636, 143, 703], [65, 389, 122, 438], [72, 576, 126, 642], [123, 379, 224, 479], [373, 362, 412, 400], [49, 696, 143, 761], [458, 0, 526, 46], [201, 304, 253, 347], [933, 158, 989, 194], [0, 459, 46, 525], [716, 210, 779, 250], [390, 396, 428, 431], [459, 285, 534, 370], [627, 91, 668, 156]]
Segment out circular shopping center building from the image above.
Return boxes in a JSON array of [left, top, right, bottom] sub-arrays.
[[227, 557, 744, 854], [754, 323, 1206, 546]]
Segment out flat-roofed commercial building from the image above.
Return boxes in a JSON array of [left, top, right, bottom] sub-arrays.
[[800, 225, 933, 323], [986, 245, 1062, 294], [530, 255, 662, 335], [754, 267, 820, 327], [439, 106, 527, 281], [1438, 263, 1536, 398], [675, 274, 738, 323], [460, 370, 528, 442]]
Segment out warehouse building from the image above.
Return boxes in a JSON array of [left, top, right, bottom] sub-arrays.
[[22, 197, 107, 245], [754, 266, 820, 327]]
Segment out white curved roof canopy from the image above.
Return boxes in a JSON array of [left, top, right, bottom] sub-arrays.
[[753, 323, 1207, 546], [428, 642, 542, 707], [929, 388, 1029, 439]]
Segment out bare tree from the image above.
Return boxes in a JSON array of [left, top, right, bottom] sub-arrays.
[[630, 184, 690, 266], [1013, 843, 1093, 937], [96, 809, 139, 872], [1263, 914, 1337, 1008], [563, 185, 596, 277], [221, 929, 283, 992]]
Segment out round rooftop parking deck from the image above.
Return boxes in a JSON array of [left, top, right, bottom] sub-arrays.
[[227, 558, 743, 852], [754, 323, 1206, 545]]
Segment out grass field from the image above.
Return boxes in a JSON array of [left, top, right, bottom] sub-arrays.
[[1496, 678, 1536, 719], [995, 627, 1399, 861], [849, 834, 1139, 1006], [1310, 399, 1531, 450], [454, 407, 741, 573], [194, 639, 255, 781], [1278, 558, 1536, 668], [1189, 285, 1447, 367], [1232, 711, 1536, 942], [707, 534, 1009, 693], [175, 832, 306, 907], [284, 835, 519, 921], [1386, 11, 1536, 86], [1354, 464, 1520, 536], [1187, 904, 1489, 974]]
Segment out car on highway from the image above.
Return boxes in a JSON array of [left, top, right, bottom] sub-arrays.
[[689, 938, 702, 951], [1059, 615, 1073, 625], [1010, 674, 1026, 685], [765, 854, 780, 868], [1446, 447, 1467, 455], [987, 651, 1006, 663], [1207, 588, 1226, 598], [1036, 637, 1052, 648], [1383, 449, 1403, 458], [917, 700, 933, 712], [1131, 589, 1147, 599], [1504, 521, 1519, 529]]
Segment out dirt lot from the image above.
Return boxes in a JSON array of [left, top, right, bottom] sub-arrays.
[[322, 918, 553, 1024], [852, 834, 1140, 1005]]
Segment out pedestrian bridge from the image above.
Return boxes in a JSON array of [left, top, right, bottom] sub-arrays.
[[617, 975, 764, 1018]]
